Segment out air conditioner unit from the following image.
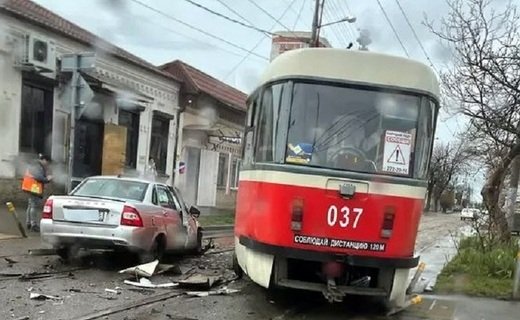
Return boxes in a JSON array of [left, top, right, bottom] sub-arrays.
[[15, 33, 56, 73]]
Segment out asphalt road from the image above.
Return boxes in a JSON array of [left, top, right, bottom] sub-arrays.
[[3, 212, 519, 320]]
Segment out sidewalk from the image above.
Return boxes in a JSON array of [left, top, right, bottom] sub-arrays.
[[401, 294, 520, 320]]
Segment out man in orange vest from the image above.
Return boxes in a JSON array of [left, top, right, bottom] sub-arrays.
[[22, 154, 52, 232]]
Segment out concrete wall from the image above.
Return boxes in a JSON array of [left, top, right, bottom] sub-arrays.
[[0, 13, 181, 203]]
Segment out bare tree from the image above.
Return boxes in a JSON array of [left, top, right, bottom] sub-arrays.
[[426, 140, 473, 212], [427, 0, 520, 242]]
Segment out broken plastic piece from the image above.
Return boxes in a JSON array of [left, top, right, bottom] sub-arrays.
[[29, 293, 62, 301], [124, 278, 178, 289], [104, 288, 120, 294], [186, 287, 240, 297], [119, 260, 159, 277], [177, 274, 220, 290]]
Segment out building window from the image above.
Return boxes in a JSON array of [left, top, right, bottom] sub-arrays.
[[119, 110, 140, 168], [149, 115, 170, 174], [231, 158, 241, 189], [20, 82, 53, 155], [217, 153, 228, 187]]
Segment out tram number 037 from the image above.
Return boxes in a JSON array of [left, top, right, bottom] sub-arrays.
[[327, 205, 363, 229]]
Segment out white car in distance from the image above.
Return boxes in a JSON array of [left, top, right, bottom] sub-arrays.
[[460, 208, 480, 221]]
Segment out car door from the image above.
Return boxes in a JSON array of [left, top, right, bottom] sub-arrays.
[[172, 187, 198, 249], [154, 185, 182, 250]]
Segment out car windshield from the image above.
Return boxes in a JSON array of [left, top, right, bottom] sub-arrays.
[[71, 178, 148, 202]]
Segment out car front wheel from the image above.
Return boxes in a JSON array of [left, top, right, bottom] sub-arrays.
[[190, 228, 203, 255]]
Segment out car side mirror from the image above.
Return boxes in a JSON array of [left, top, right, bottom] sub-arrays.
[[189, 206, 201, 218]]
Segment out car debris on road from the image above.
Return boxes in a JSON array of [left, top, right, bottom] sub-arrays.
[[119, 259, 159, 278], [29, 292, 62, 301], [177, 274, 220, 290], [185, 287, 240, 297], [124, 278, 178, 289]]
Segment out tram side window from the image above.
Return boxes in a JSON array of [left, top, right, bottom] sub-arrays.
[[413, 98, 436, 179], [255, 84, 283, 163]]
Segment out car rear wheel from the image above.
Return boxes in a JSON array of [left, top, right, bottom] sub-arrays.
[[56, 246, 70, 261]]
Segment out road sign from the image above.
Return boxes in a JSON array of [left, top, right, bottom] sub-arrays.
[[61, 52, 96, 72], [382, 130, 412, 175], [58, 52, 96, 193], [61, 75, 94, 118]]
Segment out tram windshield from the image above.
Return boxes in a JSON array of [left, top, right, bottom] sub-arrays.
[[253, 81, 436, 179]]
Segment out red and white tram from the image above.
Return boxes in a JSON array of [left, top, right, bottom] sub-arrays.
[[233, 48, 439, 308]]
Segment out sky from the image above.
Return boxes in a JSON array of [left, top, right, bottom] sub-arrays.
[[31, 0, 483, 198]]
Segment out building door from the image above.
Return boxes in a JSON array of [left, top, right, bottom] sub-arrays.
[[19, 81, 53, 156], [183, 147, 200, 207], [101, 123, 127, 175], [197, 149, 219, 207], [118, 110, 139, 169], [72, 119, 104, 179]]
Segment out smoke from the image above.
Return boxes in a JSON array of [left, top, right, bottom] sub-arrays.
[[235, 67, 261, 94], [116, 89, 140, 111], [199, 107, 218, 126]]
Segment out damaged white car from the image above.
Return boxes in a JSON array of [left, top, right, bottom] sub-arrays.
[[40, 176, 202, 261]]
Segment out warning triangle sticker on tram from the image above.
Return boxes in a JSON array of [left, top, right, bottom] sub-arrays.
[[387, 145, 406, 165]]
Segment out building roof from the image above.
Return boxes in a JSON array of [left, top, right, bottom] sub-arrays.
[[0, 0, 180, 82], [161, 60, 247, 112]]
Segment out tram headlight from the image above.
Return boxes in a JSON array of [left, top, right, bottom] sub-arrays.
[[291, 198, 304, 232]]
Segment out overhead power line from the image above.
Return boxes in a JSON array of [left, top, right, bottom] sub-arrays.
[[325, 0, 354, 45], [322, 6, 349, 47], [216, 0, 256, 26], [246, 0, 297, 35], [330, 0, 355, 40], [292, 0, 307, 30], [183, 0, 275, 36], [394, 0, 439, 73], [143, 17, 263, 61], [128, 0, 269, 61], [223, 0, 299, 81], [375, 0, 410, 57]]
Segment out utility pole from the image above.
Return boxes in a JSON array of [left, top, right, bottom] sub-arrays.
[[60, 53, 95, 192], [310, 0, 321, 47]]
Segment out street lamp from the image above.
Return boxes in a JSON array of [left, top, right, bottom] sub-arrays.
[[313, 16, 357, 48], [319, 16, 357, 28]]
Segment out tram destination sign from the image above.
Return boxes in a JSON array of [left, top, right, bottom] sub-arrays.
[[294, 235, 386, 252]]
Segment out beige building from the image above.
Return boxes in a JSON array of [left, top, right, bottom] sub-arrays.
[[0, 0, 180, 203], [161, 60, 247, 211]]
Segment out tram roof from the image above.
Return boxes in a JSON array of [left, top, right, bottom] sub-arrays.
[[256, 48, 440, 100]]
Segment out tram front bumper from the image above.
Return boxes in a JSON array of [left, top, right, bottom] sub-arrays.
[[236, 235, 413, 306]]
